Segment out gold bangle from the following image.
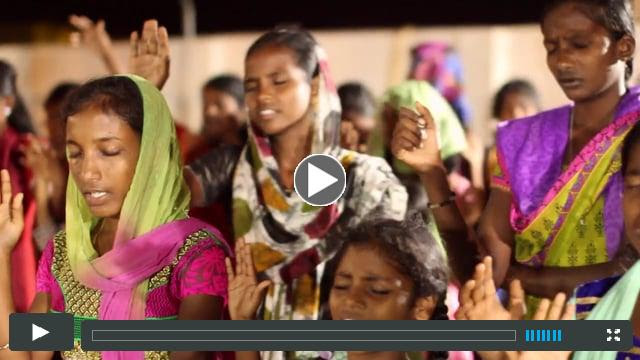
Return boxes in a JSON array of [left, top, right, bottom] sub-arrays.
[[427, 193, 456, 209]]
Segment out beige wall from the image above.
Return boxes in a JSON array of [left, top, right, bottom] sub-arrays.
[[1, 23, 634, 144]]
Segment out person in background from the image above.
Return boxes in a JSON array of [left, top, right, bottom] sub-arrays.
[[187, 74, 247, 242], [0, 59, 37, 314], [409, 41, 485, 194], [23, 83, 78, 250], [337, 82, 377, 153], [186, 74, 247, 163], [484, 80, 541, 190], [381, 80, 476, 223], [409, 41, 472, 129]]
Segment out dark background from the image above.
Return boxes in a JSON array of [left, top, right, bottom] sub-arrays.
[[0, 0, 546, 43]]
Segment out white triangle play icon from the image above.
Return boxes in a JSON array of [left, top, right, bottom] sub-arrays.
[[32, 324, 49, 341], [307, 163, 338, 198]]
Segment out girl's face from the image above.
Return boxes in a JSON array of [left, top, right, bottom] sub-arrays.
[[201, 87, 242, 142], [244, 45, 312, 136], [541, 2, 630, 102], [329, 243, 434, 321], [66, 106, 141, 219], [624, 141, 640, 253]]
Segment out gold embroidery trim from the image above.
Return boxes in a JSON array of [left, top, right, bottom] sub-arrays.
[[148, 230, 213, 290]]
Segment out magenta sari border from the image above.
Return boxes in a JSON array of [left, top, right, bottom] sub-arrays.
[[510, 109, 640, 233], [493, 141, 512, 189]]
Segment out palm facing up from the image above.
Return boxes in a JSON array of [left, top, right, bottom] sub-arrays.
[[458, 256, 525, 321], [225, 238, 272, 320], [459, 257, 574, 360]]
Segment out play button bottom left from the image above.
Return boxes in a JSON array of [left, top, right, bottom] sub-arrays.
[[9, 313, 74, 351]]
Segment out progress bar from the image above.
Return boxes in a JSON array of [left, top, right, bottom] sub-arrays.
[[81, 320, 632, 351]]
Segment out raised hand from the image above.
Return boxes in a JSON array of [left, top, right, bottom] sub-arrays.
[[390, 101, 443, 174], [129, 20, 170, 90], [458, 256, 514, 321], [0, 169, 24, 254], [69, 15, 123, 74], [225, 238, 272, 320], [22, 135, 51, 179], [464, 258, 574, 360]]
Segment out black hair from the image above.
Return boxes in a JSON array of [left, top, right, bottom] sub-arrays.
[[542, 0, 635, 80], [331, 212, 449, 299], [62, 76, 143, 134], [0, 60, 35, 134], [491, 79, 540, 119], [622, 121, 640, 175], [337, 82, 376, 118], [45, 82, 80, 109], [203, 74, 245, 107], [246, 27, 319, 80], [329, 212, 449, 359]]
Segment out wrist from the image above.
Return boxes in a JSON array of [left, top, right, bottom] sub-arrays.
[[505, 264, 530, 286], [416, 162, 446, 177]]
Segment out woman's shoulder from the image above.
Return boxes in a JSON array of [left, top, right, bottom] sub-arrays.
[[175, 225, 231, 265], [169, 226, 230, 300]]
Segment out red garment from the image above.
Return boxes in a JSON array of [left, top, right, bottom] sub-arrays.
[[185, 139, 234, 243], [184, 137, 214, 165], [0, 126, 37, 312], [175, 123, 200, 164], [189, 202, 233, 246]]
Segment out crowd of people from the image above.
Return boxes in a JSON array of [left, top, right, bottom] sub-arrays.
[[0, 0, 639, 359]]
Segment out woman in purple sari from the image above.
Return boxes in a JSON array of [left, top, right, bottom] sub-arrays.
[[388, 0, 640, 315]]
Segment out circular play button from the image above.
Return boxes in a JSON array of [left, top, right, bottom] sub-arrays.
[[294, 154, 346, 206]]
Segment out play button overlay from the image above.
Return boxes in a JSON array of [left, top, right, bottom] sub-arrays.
[[294, 154, 346, 206], [9, 313, 73, 351], [32, 324, 49, 341]]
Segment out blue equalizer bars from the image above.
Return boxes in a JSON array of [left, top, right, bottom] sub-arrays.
[[525, 329, 562, 342]]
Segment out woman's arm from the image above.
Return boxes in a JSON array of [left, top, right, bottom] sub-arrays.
[[417, 167, 477, 282], [226, 238, 271, 360], [69, 15, 124, 74], [507, 244, 638, 299], [185, 145, 242, 208], [478, 187, 516, 287], [170, 295, 223, 360], [389, 103, 481, 282], [0, 169, 53, 360]]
